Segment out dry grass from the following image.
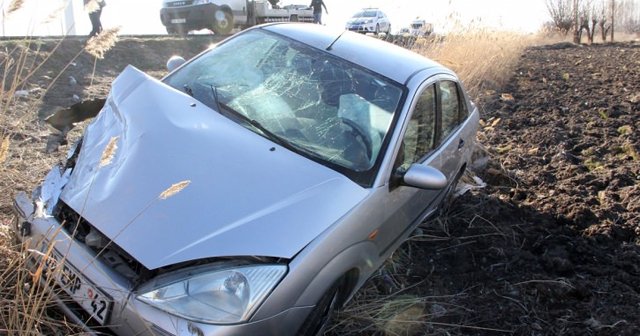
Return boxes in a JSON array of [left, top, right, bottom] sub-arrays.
[[6, 0, 25, 15], [411, 27, 538, 99], [0, 5, 118, 334], [85, 27, 121, 59]]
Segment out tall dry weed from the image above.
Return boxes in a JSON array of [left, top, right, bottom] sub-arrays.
[[0, 5, 119, 336], [412, 27, 539, 99], [6, 0, 25, 15], [85, 27, 121, 59]]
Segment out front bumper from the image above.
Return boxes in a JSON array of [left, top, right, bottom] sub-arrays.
[[346, 23, 375, 33], [13, 188, 311, 336], [160, 3, 219, 31]]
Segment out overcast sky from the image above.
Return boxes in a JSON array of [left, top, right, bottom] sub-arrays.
[[0, 0, 550, 36]]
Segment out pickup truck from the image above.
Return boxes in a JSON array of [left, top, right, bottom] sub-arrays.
[[160, 0, 314, 35], [410, 18, 433, 37]]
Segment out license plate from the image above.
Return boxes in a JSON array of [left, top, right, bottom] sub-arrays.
[[171, 18, 186, 24], [41, 243, 112, 325]]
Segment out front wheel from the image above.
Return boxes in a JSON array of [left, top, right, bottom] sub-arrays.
[[375, 23, 380, 35], [298, 279, 344, 335], [212, 8, 233, 35]]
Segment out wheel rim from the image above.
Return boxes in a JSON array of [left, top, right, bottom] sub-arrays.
[[215, 10, 229, 29]]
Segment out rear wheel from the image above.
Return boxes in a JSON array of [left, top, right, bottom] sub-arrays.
[[212, 8, 233, 35]]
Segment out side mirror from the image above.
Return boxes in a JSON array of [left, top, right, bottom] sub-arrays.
[[402, 164, 447, 190], [166, 56, 186, 72]]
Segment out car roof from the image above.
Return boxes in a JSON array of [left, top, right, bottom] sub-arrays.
[[262, 23, 445, 84]]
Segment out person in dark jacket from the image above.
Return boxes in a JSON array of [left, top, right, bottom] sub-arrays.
[[84, 0, 106, 37], [309, 0, 328, 24]]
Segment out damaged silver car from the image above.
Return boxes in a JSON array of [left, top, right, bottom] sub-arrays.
[[13, 23, 478, 335]]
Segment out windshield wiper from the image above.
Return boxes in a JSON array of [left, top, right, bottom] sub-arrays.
[[210, 85, 223, 113], [183, 84, 193, 97], [218, 103, 294, 150]]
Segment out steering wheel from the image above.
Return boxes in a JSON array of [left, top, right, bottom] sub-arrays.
[[340, 117, 373, 161]]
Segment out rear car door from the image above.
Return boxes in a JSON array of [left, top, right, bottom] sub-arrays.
[[433, 77, 471, 182]]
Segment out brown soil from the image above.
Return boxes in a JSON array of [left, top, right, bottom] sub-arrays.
[[1, 37, 639, 335], [329, 42, 640, 335]]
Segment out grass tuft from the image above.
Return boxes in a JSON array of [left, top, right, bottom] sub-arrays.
[[85, 27, 121, 59], [375, 295, 425, 336], [0, 136, 9, 164], [99, 136, 119, 167], [159, 180, 192, 200], [6, 0, 25, 15]]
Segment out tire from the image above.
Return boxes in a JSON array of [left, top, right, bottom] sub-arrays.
[[167, 26, 188, 37], [298, 278, 344, 336], [375, 24, 380, 35], [212, 8, 233, 35]]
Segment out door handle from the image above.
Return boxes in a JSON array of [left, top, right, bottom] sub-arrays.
[[458, 138, 465, 149]]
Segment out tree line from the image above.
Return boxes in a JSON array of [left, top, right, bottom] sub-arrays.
[[546, 0, 640, 43]]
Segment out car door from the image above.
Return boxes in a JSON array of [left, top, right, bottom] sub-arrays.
[[372, 80, 443, 256], [372, 75, 472, 257], [378, 12, 389, 32], [434, 77, 470, 183]]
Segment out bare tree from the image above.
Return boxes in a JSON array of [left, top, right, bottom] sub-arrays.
[[617, 0, 640, 34], [574, 0, 616, 43], [582, 0, 611, 43], [599, 0, 612, 41], [546, 0, 575, 34], [611, 0, 616, 41], [546, 0, 633, 42]]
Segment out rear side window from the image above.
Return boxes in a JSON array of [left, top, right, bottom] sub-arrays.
[[438, 80, 463, 143]]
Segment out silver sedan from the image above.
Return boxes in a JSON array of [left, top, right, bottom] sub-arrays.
[[13, 23, 479, 335]]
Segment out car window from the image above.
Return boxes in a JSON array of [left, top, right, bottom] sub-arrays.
[[164, 29, 404, 184], [354, 10, 377, 18], [396, 84, 436, 172], [438, 80, 462, 143]]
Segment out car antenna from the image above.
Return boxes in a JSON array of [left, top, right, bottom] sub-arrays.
[[326, 31, 346, 51]]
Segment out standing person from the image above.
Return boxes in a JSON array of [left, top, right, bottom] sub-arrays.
[[84, 0, 106, 37], [309, 0, 328, 25]]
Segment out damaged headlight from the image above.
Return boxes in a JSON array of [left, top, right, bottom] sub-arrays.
[[137, 265, 286, 324]]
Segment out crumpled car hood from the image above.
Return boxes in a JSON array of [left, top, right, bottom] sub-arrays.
[[60, 65, 367, 270]]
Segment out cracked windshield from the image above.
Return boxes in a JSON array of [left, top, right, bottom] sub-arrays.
[[165, 29, 403, 172]]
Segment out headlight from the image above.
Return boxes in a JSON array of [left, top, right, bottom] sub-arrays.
[[365, 19, 373, 24], [137, 265, 287, 324], [193, 0, 212, 4]]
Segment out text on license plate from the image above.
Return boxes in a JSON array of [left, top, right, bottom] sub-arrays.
[[41, 245, 112, 325], [171, 18, 186, 24]]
